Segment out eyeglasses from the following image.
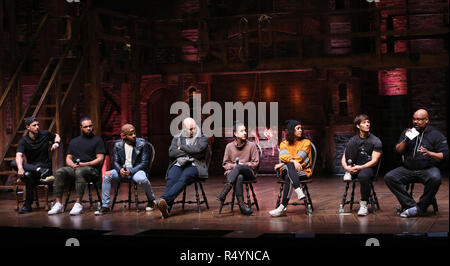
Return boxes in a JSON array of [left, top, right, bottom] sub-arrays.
[[412, 117, 427, 122]]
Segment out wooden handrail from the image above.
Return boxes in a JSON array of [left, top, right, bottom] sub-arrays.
[[0, 14, 49, 109]]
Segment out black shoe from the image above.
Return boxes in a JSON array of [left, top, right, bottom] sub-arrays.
[[36, 168, 50, 179], [18, 204, 32, 214], [238, 202, 253, 215], [94, 207, 110, 216]]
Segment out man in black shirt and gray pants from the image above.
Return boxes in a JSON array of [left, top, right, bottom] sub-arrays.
[[12, 117, 61, 214], [385, 109, 448, 218], [48, 117, 105, 216], [341, 114, 382, 216]]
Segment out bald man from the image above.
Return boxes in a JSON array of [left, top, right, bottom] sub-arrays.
[[94, 124, 156, 215], [385, 109, 448, 218], [155, 117, 209, 218]]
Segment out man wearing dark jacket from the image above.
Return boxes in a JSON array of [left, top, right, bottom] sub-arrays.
[[385, 109, 448, 218], [95, 124, 156, 215], [155, 117, 209, 218]]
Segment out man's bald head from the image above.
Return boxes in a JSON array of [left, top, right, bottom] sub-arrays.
[[412, 109, 429, 131], [183, 118, 197, 138], [414, 109, 429, 119]]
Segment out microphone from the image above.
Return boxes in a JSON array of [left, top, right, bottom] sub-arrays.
[[347, 159, 353, 166], [75, 159, 80, 165], [235, 157, 240, 165], [123, 164, 127, 171]]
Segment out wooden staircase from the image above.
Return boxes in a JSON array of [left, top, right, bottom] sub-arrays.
[[0, 12, 87, 187]]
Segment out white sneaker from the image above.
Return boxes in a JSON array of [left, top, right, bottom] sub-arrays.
[[343, 172, 352, 181], [48, 202, 64, 215], [269, 204, 287, 217], [295, 187, 306, 200], [69, 203, 83, 216], [357, 201, 368, 216]]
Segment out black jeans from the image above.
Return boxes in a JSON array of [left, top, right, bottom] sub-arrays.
[[10, 160, 50, 206], [226, 164, 255, 198], [384, 166, 441, 212], [352, 168, 374, 202], [281, 162, 308, 206]]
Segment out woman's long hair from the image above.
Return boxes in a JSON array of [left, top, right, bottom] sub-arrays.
[[285, 124, 305, 146]]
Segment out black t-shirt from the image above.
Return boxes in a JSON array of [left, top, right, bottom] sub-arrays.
[[398, 126, 448, 170], [17, 130, 56, 167], [344, 133, 382, 166], [67, 134, 105, 168]]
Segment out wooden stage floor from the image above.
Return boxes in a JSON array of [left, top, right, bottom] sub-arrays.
[[0, 176, 448, 238]]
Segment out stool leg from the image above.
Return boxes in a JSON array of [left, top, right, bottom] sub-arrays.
[[199, 182, 209, 209], [245, 183, 251, 208], [64, 184, 73, 212], [44, 185, 49, 211], [370, 182, 380, 210], [182, 187, 187, 211], [304, 184, 313, 211], [231, 187, 236, 212], [14, 185, 20, 211], [87, 182, 93, 209], [34, 187, 40, 209], [349, 181, 356, 211], [111, 181, 121, 211], [128, 182, 132, 210], [276, 183, 284, 208], [194, 182, 201, 213], [134, 183, 139, 211], [93, 181, 102, 207], [250, 184, 259, 211], [342, 182, 350, 209]]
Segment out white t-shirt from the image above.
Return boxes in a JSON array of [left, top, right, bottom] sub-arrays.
[[124, 143, 133, 169]]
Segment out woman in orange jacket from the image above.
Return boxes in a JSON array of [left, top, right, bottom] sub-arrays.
[[269, 120, 312, 217]]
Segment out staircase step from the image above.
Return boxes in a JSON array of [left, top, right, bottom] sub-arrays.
[[37, 117, 54, 120], [3, 157, 15, 161], [11, 144, 18, 148]]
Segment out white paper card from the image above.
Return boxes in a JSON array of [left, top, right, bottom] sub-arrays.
[[405, 128, 419, 140]]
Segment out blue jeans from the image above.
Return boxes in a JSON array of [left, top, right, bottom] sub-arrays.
[[162, 165, 199, 205], [101, 169, 155, 208]]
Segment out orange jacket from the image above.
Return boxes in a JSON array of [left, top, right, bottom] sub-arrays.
[[279, 139, 312, 177]]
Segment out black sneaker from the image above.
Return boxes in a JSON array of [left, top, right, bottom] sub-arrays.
[[94, 207, 110, 216], [18, 204, 32, 214]]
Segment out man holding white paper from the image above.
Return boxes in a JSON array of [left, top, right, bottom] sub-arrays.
[[384, 109, 448, 218]]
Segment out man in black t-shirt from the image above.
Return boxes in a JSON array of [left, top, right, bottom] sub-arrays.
[[11, 117, 61, 214], [341, 114, 382, 216], [48, 117, 105, 216], [385, 109, 448, 218]]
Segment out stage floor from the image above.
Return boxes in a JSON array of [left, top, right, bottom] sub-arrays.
[[0, 176, 448, 237]]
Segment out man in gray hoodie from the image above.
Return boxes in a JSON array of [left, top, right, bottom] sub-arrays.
[[155, 118, 209, 218]]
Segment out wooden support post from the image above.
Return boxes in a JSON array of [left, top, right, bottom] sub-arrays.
[[55, 73, 61, 170], [129, 20, 141, 135], [0, 0, 3, 157], [87, 2, 101, 135]]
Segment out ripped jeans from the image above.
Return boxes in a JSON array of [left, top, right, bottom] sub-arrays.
[[101, 169, 155, 208]]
